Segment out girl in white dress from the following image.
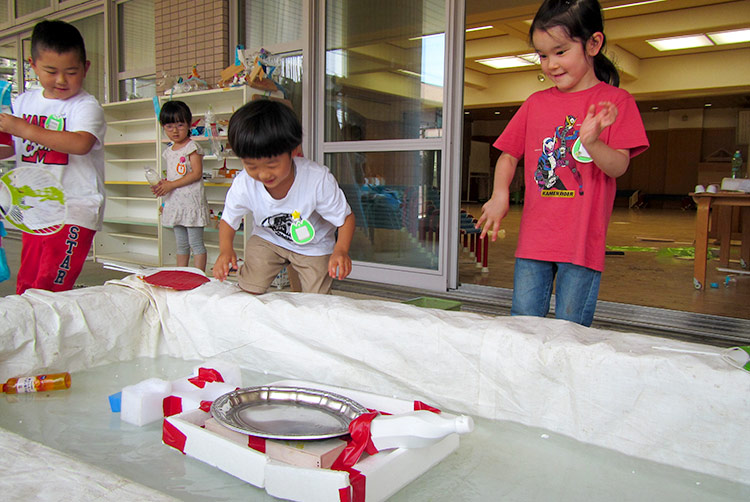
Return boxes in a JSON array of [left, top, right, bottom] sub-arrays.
[[152, 100, 209, 271]]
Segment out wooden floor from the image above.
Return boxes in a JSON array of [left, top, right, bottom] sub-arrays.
[[459, 204, 750, 320]]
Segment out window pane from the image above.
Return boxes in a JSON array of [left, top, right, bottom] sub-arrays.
[[71, 14, 105, 102], [0, 41, 17, 99], [326, 150, 441, 269], [118, 0, 155, 73], [22, 38, 38, 92], [0, 40, 15, 175], [119, 76, 156, 101], [275, 51, 303, 121], [15, 0, 50, 19], [243, 0, 303, 49], [0, 2, 9, 24], [325, 0, 445, 141]]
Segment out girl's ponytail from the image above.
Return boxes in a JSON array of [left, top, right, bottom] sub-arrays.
[[594, 51, 619, 87]]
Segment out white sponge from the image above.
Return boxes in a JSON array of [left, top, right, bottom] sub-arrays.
[[120, 378, 172, 426]]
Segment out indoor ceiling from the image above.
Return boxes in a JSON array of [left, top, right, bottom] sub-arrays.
[[464, 0, 750, 116]]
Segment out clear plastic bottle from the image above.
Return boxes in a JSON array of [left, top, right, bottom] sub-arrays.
[[144, 166, 160, 186], [3, 372, 71, 394], [731, 150, 743, 179], [204, 105, 223, 161], [368, 410, 474, 450]]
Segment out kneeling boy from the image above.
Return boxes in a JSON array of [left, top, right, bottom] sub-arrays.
[[213, 100, 354, 294]]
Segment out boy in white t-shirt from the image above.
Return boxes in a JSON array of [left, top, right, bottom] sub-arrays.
[[213, 100, 355, 294], [0, 20, 106, 295]]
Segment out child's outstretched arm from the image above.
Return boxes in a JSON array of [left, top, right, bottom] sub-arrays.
[[476, 152, 518, 242], [579, 101, 629, 178], [152, 151, 203, 197], [213, 220, 238, 281], [0, 113, 96, 155], [328, 212, 355, 280]]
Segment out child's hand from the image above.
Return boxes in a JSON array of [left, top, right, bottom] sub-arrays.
[[212, 251, 237, 282], [0, 113, 27, 137], [151, 180, 173, 197], [328, 250, 352, 280], [476, 192, 509, 242], [580, 101, 618, 148]]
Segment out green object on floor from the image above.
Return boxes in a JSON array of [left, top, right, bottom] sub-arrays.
[[606, 245, 658, 252], [656, 247, 718, 260], [403, 297, 462, 311]]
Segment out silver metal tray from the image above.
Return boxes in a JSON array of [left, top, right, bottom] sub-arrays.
[[210, 385, 369, 440]]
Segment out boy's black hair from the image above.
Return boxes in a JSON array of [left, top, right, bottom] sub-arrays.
[[530, 0, 620, 87], [228, 99, 302, 159], [31, 20, 87, 64], [159, 100, 192, 126]]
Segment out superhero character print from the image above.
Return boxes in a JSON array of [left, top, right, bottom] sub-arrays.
[[535, 136, 567, 190], [533, 114, 585, 196]]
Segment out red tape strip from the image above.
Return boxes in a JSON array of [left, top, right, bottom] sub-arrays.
[[331, 412, 379, 502], [414, 400, 442, 413], [163, 395, 183, 417], [188, 367, 225, 388], [162, 419, 187, 453], [247, 435, 266, 453]]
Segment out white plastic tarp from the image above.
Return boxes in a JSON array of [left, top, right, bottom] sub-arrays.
[[1, 274, 749, 486]]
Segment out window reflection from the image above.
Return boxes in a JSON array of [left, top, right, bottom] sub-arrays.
[[326, 150, 441, 270], [324, 0, 445, 141]]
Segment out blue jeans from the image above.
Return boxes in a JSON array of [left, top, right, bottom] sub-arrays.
[[511, 258, 601, 327]]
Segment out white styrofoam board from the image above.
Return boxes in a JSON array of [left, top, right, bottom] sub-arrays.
[[164, 380, 463, 501]]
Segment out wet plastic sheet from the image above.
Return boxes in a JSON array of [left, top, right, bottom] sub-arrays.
[[1, 274, 749, 488]]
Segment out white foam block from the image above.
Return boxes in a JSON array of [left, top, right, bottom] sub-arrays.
[[167, 409, 268, 487], [121, 360, 240, 427], [121, 378, 172, 426]]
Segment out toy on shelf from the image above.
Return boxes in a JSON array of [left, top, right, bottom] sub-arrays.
[[186, 65, 209, 91], [163, 65, 210, 96], [156, 71, 176, 95], [218, 46, 285, 96]]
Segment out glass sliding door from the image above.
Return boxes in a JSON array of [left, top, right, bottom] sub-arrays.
[[317, 0, 463, 290]]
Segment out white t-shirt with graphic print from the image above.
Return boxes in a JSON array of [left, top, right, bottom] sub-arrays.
[[13, 88, 106, 231], [222, 156, 351, 256]]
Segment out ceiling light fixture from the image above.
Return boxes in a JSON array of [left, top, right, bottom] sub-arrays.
[[476, 53, 539, 69], [476, 56, 534, 69], [707, 28, 750, 45], [603, 0, 666, 11], [646, 34, 714, 51], [466, 25, 493, 33]]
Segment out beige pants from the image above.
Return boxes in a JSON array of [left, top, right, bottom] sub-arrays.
[[238, 235, 332, 294]]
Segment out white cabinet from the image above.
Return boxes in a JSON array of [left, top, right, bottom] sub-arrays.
[[95, 86, 281, 270]]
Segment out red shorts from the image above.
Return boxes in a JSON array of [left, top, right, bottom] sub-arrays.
[[17, 225, 96, 295]]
